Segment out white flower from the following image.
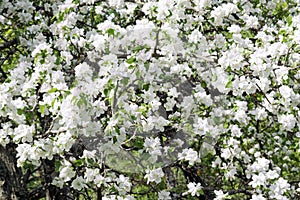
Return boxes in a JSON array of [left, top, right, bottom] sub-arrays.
[[0, 129, 10, 147], [249, 172, 267, 188], [11, 97, 25, 109], [214, 190, 228, 200], [158, 190, 171, 200], [194, 91, 213, 106], [225, 165, 237, 180], [279, 85, 293, 100], [193, 0, 211, 11], [230, 125, 242, 137], [279, 114, 296, 131], [52, 177, 64, 188], [31, 42, 52, 57], [144, 137, 162, 157], [85, 168, 99, 182], [16, 143, 33, 167], [228, 24, 241, 33], [59, 165, 75, 182], [266, 170, 279, 180], [72, 176, 87, 190], [269, 178, 290, 196], [234, 109, 249, 124], [218, 46, 244, 70], [252, 107, 268, 120], [183, 182, 203, 196], [75, 62, 93, 81], [116, 175, 131, 193], [178, 148, 199, 165], [144, 168, 164, 184], [154, 116, 169, 131], [193, 117, 210, 136], [54, 131, 75, 153], [189, 29, 204, 43], [211, 3, 238, 26], [91, 34, 107, 52], [81, 150, 97, 160], [211, 67, 230, 94], [150, 99, 161, 111], [251, 194, 266, 200], [248, 157, 270, 173], [221, 148, 233, 160], [12, 124, 34, 143], [244, 15, 259, 29], [180, 96, 195, 118], [109, 0, 124, 8]]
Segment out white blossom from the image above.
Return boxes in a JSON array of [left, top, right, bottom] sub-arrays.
[[214, 190, 228, 200], [183, 182, 203, 196], [178, 148, 199, 165], [144, 168, 164, 184], [71, 176, 87, 190], [158, 190, 171, 200]]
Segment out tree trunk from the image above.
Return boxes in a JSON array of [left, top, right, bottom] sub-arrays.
[[0, 144, 26, 200]]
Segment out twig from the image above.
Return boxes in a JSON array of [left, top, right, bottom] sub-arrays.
[[112, 80, 119, 114], [255, 83, 271, 105]]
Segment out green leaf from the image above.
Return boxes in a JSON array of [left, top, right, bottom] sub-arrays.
[[126, 56, 136, 64], [55, 160, 61, 172], [287, 16, 293, 26], [57, 12, 65, 22], [104, 88, 110, 97], [120, 77, 129, 85], [17, 109, 23, 115], [106, 28, 115, 36], [74, 159, 84, 166], [51, 99, 56, 108], [144, 62, 150, 71], [142, 84, 150, 91], [48, 88, 58, 93], [226, 75, 234, 88], [128, 65, 136, 69], [39, 105, 45, 114]]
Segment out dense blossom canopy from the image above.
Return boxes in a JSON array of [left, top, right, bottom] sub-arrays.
[[0, 0, 300, 199]]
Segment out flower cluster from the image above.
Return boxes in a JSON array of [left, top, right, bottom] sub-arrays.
[[0, 0, 299, 199]]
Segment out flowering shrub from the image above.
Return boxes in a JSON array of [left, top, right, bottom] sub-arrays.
[[0, 0, 300, 199]]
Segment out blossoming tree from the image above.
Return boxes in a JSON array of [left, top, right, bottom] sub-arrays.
[[0, 0, 299, 199]]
